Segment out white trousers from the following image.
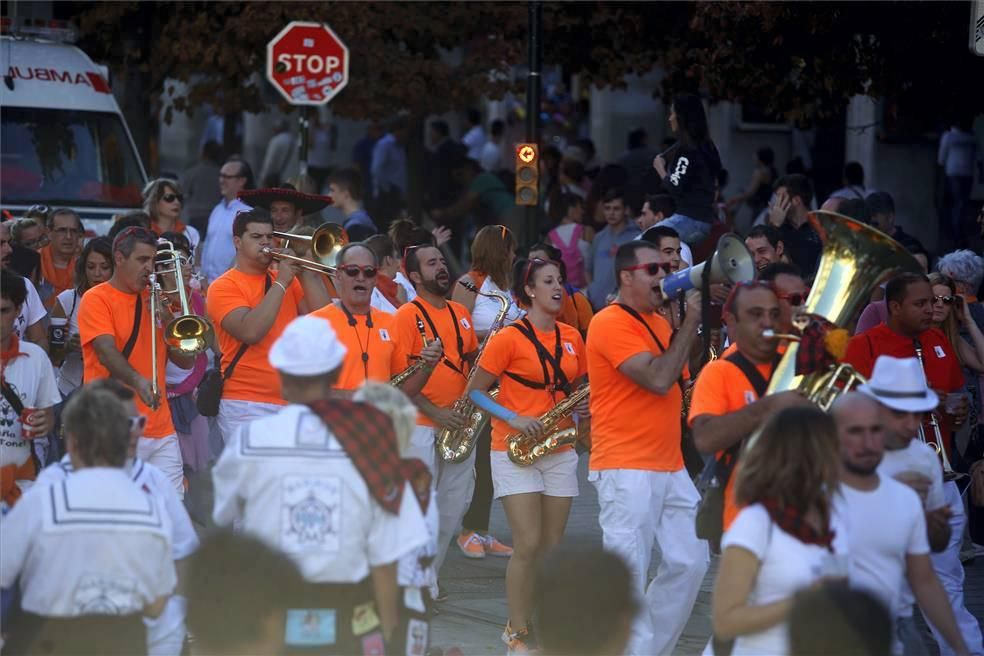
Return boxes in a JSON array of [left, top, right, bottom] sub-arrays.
[[406, 425, 437, 477], [144, 594, 186, 656], [590, 468, 709, 656], [216, 399, 281, 448], [136, 434, 183, 498], [926, 481, 984, 656], [432, 438, 477, 576]]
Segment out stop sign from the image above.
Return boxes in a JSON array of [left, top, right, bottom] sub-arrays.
[[266, 21, 349, 106]]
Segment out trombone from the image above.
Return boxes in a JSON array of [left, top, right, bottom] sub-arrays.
[[262, 223, 348, 276], [149, 240, 214, 407]]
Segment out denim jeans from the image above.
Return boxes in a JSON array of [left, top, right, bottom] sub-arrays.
[[659, 214, 712, 245]]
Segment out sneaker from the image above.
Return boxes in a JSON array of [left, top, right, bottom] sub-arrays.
[[482, 534, 514, 557], [433, 585, 449, 602], [502, 621, 536, 655], [457, 531, 487, 559]]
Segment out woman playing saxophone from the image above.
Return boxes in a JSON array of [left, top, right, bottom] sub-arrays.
[[465, 257, 589, 654]]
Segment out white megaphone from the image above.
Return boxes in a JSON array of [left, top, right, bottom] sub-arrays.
[[660, 233, 756, 297]]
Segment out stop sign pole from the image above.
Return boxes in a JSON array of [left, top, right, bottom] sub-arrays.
[[266, 21, 349, 177]]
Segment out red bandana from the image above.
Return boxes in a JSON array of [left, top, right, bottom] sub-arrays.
[[1, 335, 25, 381], [151, 219, 187, 239], [375, 273, 402, 309]]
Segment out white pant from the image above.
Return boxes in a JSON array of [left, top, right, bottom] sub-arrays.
[[144, 594, 186, 656], [926, 481, 984, 656], [590, 468, 709, 656], [432, 439, 477, 576], [406, 425, 437, 477], [136, 435, 183, 498], [217, 399, 282, 448]]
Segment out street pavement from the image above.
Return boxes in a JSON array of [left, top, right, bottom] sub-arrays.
[[431, 457, 984, 656]]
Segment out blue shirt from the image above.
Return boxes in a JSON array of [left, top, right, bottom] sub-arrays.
[[585, 222, 642, 310], [200, 197, 251, 283], [371, 133, 407, 196]]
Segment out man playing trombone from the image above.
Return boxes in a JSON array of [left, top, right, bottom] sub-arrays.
[[78, 226, 196, 495], [205, 210, 331, 445]]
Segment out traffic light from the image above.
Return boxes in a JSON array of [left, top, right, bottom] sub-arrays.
[[515, 143, 539, 206]]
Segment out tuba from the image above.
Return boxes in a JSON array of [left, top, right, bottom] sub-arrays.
[[764, 211, 922, 406], [506, 383, 590, 466], [435, 281, 510, 463]]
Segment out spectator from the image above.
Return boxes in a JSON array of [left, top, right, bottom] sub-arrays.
[[258, 119, 295, 188], [144, 178, 201, 253], [788, 583, 892, 656], [307, 112, 333, 192], [432, 151, 521, 246], [829, 161, 872, 200], [427, 120, 462, 212], [0, 222, 48, 350], [108, 211, 152, 240], [480, 119, 506, 173], [534, 548, 637, 656], [179, 140, 223, 239], [938, 118, 977, 248], [371, 116, 409, 226], [619, 128, 658, 207], [10, 217, 47, 252], [329, 167, 377, 241], [547, 194, 592, 290], [462, 107, 487, 161], [765, 174, 821, 278], [865, 191, 926, 255], [199, 157, 253, 284], [837, 197, 870, 224], [727, 147, 777, 230], [585, 188, 642, 309], [745, 224, 786, 272], [353, 121, 382, 209], [39, 208, 83, 308]]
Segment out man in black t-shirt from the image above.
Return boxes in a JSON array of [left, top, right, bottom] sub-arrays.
[[766, 174, 821, 279]]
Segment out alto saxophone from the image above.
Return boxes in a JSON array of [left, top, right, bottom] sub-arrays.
[[391, 318, 430, 387], [506, 383, 590, 466], [436, 281, 511, 463]]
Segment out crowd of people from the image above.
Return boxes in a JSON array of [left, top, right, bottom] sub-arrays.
[[0, 93, 983, 656]]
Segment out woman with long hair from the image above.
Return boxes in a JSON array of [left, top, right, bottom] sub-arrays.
[[144, 178, 201, 254], [653, 93, 723, 246], [50, 237, 114, 397], [450, 223, 522, 560], [466, 257, 589, 654], [527, 242, 593, 337], [711, 406, 845, 655], [930, 272, 984, 375]]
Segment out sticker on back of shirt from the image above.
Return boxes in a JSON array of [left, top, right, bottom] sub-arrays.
[[933, 345, 945, 358], [281, 475, 341, 554]]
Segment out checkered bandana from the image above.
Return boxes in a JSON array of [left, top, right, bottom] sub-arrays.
[[761, 497, 836, 551], [794, 314, 839, 376], [307, 399, 406, 514]]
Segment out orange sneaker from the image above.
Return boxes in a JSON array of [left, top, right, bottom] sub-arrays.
[[456, 530, 486, 559], [482, 534, 514, 557], [502, 621, 536, 655]]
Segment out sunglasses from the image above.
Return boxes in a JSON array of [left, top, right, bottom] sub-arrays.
[[621, 261, 674, 276], [162, 193, 184, 203], [339, 264, 377, 278], [522, 257, 563, 286], [933, 295, 955, 305], [775, 292, 807, 306], [129, 415, 147, 432]]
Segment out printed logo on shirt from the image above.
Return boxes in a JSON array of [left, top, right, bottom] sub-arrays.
[[378, 329, 391, 342], [73, 574, 141, 615], [744, 390, 756, 405], [564, 341, 576, 355], [281, 475, 341, 553], [933, 345, 946, 358], [460, 317, 471, 330], [670, 156, 690, 186]]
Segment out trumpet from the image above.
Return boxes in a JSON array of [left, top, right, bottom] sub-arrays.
[[262, 223, 348, 276], [913, 341, 965, 481], [506, 384, 590, 466], [150, 240, 214, 407]]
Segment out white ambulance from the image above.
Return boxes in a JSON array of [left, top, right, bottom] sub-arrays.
[[1, 18, 147, 235]]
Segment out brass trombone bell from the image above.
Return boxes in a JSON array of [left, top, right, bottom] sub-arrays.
[[261, 248, 337, 276], [271, 223, 348, 267]]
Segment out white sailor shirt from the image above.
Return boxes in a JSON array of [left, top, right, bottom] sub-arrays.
[[212, 403, 428, 584], [0, 467, 176, 617]]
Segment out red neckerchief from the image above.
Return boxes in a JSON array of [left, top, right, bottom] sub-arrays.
[[39, 246, 76, 300], [376, 273, 402, 309], [306, 398, 407, 514], [1, 334, 26, 382], [760, 497, 836, 552], [151, 219, 187, 238]]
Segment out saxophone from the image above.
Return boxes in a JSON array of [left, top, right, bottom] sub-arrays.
[[391, 318, 430, 387], [435, 281, 510, 463], [506, 383, 590, 466]]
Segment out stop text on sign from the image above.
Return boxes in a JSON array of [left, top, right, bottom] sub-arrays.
[[266, 21, 350, 106], [276, 54, 342, 75]]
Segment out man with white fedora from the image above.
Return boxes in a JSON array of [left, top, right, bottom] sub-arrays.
[[212, 314, 428, 653], [857, 355, 983, 656]]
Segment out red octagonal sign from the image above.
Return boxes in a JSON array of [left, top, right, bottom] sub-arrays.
[[266, 21, 349, 106]]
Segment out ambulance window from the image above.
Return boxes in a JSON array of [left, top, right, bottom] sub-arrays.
[[1, 108, 144, 207]]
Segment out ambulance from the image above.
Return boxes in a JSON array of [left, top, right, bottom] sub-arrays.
[[1, 18, 148, 235]]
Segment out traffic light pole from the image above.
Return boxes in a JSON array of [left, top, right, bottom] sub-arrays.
[[524, 0, 542, 240]]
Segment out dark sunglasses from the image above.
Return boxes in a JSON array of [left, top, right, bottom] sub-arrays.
[[339, 264, 377, 278], [162, 193, 184, 203], [522, 257, 563, 286], [775, 292, 807, 306], [620, 261, 673, 276], [933, 295, 955, 305]]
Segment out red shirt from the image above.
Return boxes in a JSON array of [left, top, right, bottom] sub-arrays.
[[844, 324, 964, 393]]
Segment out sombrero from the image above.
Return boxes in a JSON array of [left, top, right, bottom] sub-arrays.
[[238, 185, 333, 214]]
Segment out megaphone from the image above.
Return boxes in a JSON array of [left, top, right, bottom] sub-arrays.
[[660, 233, 756, 297]]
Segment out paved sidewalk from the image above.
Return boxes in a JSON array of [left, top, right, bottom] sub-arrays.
[[430, 457, 984, 655]]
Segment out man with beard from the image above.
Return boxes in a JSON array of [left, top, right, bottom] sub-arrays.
[[585, 240, 708, 656], [392, 245, 478, 583], [831, 393, 970, 656], [205, 210, 331, 445], [310, 243, 441, 394]]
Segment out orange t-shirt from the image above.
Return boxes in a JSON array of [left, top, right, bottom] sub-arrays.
[[477, 320, 587, 451], [586, 304, 688, 472], [557, 290, 594, 336], [40, 246, 76, 308], [309, 303, 403, 390], [392, 296, 478, 427], [206, 269, 304, 404], [78, 282, 175, 438], [687, 354, 776, 530]]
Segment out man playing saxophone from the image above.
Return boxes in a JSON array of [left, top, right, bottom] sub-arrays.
[[391, 245, 479, 580], [465, 257, 589, 654]]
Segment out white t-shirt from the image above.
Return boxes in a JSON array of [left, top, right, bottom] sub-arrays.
[[479, 140, 504, 172], [835, 477, 929, 618], [14, 278, 46, 340], [0, 467, 176, 616], [370, 287, 398, 314], [471, 277, 522, 335], [0, 341, 61, 476], [938, 128, 977, 178], [462, 126, 486, 161], [397, 482, 438, 589], [721, 503, 849, 656], [212, 404, 429, 584], [54, 288, 84, 396], [394, 271, 417, 303], [35, 456, 200, 560]]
